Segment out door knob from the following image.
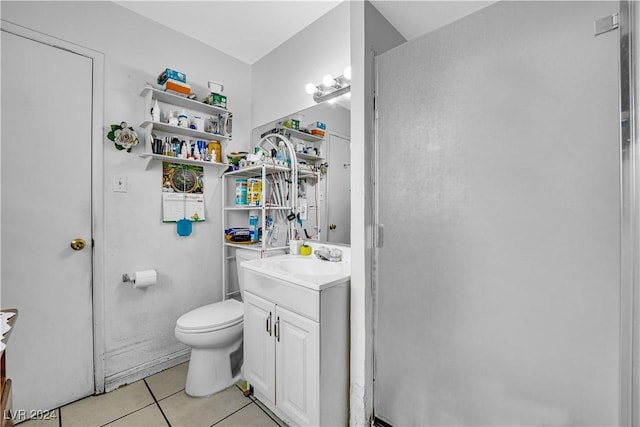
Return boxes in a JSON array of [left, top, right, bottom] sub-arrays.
[[329, 224, 337, 230], [70, 238, 86, 251]]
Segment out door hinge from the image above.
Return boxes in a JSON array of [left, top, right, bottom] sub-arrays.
[[594, 13, 619, 36]]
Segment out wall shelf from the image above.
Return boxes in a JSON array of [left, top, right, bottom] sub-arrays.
[[296, 152, 323, 162], [140, 86, 228, 116], [224, 205, 290, 211], [139, 153, 228, 169], [223, 242, 288, 252], [275, 124, 324, 143], [141, 120, 231, 142], [140, 84, 232, 168], [225, 164, 291, 177]]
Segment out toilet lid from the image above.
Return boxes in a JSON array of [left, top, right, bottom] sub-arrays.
[[176, 299, 243, 331]]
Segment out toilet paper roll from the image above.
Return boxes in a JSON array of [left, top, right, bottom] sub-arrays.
[[132, 270, 157, 288]]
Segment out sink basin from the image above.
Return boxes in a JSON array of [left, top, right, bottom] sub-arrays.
[[241, 249, 351, 291], [273, 258, 343, 277]]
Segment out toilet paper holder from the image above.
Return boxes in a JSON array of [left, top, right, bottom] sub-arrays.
[[122, 269, 157, 288]]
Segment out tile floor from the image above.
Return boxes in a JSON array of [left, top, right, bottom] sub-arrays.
[[18, 363, 287, 427]]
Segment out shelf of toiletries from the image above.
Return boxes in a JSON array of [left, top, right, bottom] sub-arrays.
[[296, 152, 323, 162], [224, 205, 290, 211], [139, 153, 228, 168], [140, 120, 231, 142], [275, 124, 324, 143], [223, 242, 288, 252], [140, 85, 232, 168], [141, 87, 229, 116], [225, 164, 291, 177]]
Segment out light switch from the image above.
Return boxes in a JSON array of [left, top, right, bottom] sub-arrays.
[[112, 175, 127, 193]]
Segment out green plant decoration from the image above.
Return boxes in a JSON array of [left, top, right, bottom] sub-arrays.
[[107, 121, 139, 152]]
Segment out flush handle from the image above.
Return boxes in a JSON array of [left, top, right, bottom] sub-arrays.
[[70, 238, 86, 251]]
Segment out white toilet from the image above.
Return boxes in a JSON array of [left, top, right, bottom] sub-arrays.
[[174, 248, 280, 397]]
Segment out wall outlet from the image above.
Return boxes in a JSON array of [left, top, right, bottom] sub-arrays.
[[112, 175, 127, 193]]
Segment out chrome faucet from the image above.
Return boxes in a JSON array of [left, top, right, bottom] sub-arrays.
[[314, 246, 342, 262]]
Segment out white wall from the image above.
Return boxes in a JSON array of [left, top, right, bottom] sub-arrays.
[[350, 2, 406, 425], [1, 0, 252, 388], [251, 1, 350, 128]]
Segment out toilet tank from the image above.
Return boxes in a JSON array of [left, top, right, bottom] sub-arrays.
[[235, 249, 284, 299]]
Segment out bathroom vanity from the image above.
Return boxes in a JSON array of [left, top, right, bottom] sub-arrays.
[[241, 252, 350, 427]]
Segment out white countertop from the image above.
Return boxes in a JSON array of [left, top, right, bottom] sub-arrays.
[[241, 253, 351, 291]]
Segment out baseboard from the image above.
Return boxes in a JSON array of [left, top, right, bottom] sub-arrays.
[[104, 348, 190, 393]]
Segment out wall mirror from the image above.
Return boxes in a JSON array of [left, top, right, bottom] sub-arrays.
[[251, 101, 350, 244]]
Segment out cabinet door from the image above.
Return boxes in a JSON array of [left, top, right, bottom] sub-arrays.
[[244, 292, 276, 403], [275, 306, 320, 426]]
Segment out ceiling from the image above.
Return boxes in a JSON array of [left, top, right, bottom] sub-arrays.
[[115, 1, 496, 65]]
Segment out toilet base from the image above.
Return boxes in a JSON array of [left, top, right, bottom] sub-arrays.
[[185, 340, 243, 397]]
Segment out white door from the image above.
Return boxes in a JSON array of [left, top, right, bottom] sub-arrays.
[[1, 30, 94, 416], [275, 306, 319, 427], [243, 292, 276, 403], [326, 134, 350, 244]]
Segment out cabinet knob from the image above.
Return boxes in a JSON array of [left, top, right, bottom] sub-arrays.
[[329, 224, 337, 230]]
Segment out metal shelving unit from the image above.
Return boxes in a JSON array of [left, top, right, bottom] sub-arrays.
[[222, 162, 294, 299]]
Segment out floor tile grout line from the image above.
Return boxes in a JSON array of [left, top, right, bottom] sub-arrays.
[[143, 378, 172, 427], [97, 402, 158, 427], [209, 400, 254, 427], [58, 407, 62, 427], [156, 386, 186, 402], [253, 400, 286, 427]]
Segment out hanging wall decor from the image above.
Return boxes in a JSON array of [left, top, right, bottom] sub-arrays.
[[107, 121, 139, 152]]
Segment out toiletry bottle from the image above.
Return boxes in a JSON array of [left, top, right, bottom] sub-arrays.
[[208, 141, 222, 163], [276, 141, 285, 162], [193, 140, 200, 160], [151, 99, 160, 122], [178, 109, 188, 128], [168, 110, 178, 126], [225, 113, 233, 137]]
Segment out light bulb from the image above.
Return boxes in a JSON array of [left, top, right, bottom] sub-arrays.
[[343, 66, 352, 80], [322, 74, 334, 87], [305, 83, 317, 95]]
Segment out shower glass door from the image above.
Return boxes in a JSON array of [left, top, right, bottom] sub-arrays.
[[375, 2, 621, 425]]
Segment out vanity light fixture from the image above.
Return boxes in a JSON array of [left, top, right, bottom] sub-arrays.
[[305, 66, 351, 104]]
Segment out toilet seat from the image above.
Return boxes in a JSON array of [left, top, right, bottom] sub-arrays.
[[176, 299, 243, 333]]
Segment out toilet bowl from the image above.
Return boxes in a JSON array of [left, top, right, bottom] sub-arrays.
[[175, 299, 243, 397], [174, 248, 283, 397]]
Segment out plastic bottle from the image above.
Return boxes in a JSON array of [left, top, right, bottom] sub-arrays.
[[249, 215, 259, 242], [178, 109, 188, 128], [276, 141, 285, 162], [151, 99, 160, 122], [225, 113, 233, 137]]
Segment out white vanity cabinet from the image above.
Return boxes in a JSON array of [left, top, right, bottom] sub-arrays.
[[242, 267, 349, 427]]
